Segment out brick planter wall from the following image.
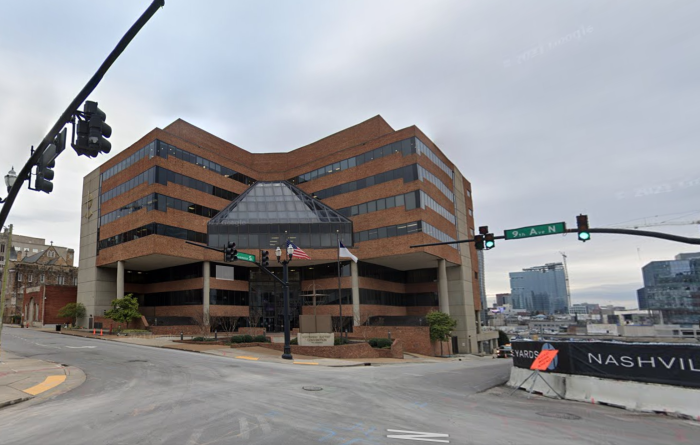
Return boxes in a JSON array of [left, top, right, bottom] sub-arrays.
[[237, 327, 265, 336], [351, 326, 433, 356], [234, 339, 404, 359]]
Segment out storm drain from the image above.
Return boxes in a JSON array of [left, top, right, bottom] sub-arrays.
[[536, 412, 581, 420], [302, 386, 323, 391], [128, 360, 148, 363]]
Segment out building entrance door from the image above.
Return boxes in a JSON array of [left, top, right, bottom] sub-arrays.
[[249, 268, 301, 333]]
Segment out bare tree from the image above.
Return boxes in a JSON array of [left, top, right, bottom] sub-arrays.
[[211, 316, 239, 333], [247, 306, 262, 330]]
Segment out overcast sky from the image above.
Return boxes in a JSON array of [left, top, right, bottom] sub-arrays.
[[2, 1, 698, 309]]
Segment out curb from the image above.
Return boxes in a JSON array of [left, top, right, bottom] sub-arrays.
[[0, 395, 33, 409]]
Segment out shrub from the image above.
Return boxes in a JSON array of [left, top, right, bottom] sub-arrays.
[[192, 337, 205, 341], [334, 337, 348, 345], [369, 338, 392, 348], [243, 335, 254, 343], [290, 338, 298, 345], [253, 335, 269, 343], [230, 336, 243, 343]]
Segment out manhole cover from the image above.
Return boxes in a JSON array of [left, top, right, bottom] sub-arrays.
[[536, 412, 581, 420], [302, 386, 323, 391]]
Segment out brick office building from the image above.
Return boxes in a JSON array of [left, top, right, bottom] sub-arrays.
[[77, 116, 491, 353]]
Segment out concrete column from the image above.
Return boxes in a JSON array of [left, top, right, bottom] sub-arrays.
[[203, 261, 210, 329], [116, 261, 125, 299], [438, 259, 449, 314], [351, 261, 360, 326]]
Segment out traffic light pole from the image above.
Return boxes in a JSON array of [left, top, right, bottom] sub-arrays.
[[0, 0, 165, 229]]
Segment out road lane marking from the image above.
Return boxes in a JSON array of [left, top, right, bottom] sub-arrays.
[[386, 429, 449, 443], [294, 361, 319, 365], [235, 356, 259, 361], [186, 428, 204, 445], [65, 346, 97, 349], [256, 415, 272, 434], [239, 417, 250, 440], [23, 375, 67, 396]]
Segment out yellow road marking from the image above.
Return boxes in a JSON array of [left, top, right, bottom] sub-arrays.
[[23, 375, 66, 396], [235, 356, 259, 361], [294, 361, 319, 365]]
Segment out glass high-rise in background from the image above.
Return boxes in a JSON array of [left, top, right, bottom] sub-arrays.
[[638, 252, 700, 325], [509, 262, 569, 314]]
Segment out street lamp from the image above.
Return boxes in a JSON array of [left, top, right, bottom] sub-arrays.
[[1, 167, 18, 203], [276, 244, 295, 360]]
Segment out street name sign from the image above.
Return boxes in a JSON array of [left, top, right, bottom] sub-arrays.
[[504, 222, 566, 240], [237, 252, 256, 262]]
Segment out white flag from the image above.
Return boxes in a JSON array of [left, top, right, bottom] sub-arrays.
[[339, 240, 358, 263]]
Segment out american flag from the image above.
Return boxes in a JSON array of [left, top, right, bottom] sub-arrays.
[[286, 240, 311, 260]]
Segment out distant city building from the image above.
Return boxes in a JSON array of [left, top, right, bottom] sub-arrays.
[[510, 262, 569, 314], [496, 293, 511, 306], [637, 287, 648, 310], [639, 252, 700, 325]]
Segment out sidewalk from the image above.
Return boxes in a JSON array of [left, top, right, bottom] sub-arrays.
[[1, 325, 487, 409], [0, 347, 86, 410], [28, 326, 485, 367]]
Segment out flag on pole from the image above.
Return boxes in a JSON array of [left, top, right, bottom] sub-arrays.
[[286, 239, 311, 260], [338, 240, 358, 263]]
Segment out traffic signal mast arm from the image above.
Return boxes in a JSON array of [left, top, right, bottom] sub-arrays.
[[410, 227, 700, 248]]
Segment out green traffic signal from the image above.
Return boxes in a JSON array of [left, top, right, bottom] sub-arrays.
[[578, 231, 590, 241], [485, 239, 495, 249], [576, 214, 590, 242]]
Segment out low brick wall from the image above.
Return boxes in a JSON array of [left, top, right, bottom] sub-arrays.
[[235, 339, 403, 359], [149, 325, 206, 336], [351, 326, 433, 356]]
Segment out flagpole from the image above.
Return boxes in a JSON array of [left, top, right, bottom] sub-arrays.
[[337, 230, 342, 338]]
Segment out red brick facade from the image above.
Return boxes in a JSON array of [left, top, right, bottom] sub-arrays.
[[81, 115, 479, 355]]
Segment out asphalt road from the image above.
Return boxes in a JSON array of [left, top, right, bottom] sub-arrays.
[[1, 329, 698, 445]]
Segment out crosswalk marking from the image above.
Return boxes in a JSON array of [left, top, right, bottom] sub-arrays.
[[386, 429, 450, 443]]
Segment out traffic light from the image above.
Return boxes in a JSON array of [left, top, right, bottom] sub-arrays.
[[73, 101, 111, 157], [474, 234, 485, 250], [224, 242, 238, 262], [577, 214, 590, 242], [484, 232, 496, 249], [35, 128, 67, 194], [260, 250, 270, 269]]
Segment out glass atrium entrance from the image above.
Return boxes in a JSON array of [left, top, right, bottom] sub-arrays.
[[249, 268, 301, 332]]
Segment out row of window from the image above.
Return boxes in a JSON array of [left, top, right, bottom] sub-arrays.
[[420, 191, 456, 224], [100, 166, 237, 206], [125, 261, 437, 286], [15, 273, 73, 285], [101, 141, 156, 182], [208, 232, 353, 250], [159, 140, 256, 185], [100, 193, 221, 226], [354, 221, 421, 243], [98, 223, 207, 251], [289, 138, 415, 185], [415, 138, 454, 179], [422, 221, 458, 248], [354, 220, 457, 249], [337, 191, 419, 218], [101, 140, 256, 186], [335, 190, 456, 226], [140, 288, 437, 307], [313, 165, 418, 200], [418, 165, 454, 202]]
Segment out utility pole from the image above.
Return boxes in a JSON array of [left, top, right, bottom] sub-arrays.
[[0, 224, 14, 354]]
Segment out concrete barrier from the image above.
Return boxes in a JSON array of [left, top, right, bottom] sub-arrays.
[[508, 367, 700, 419]]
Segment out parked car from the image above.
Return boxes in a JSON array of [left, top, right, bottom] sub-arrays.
[[493, 344, 513, 358]]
